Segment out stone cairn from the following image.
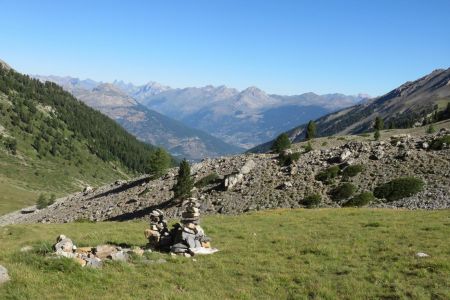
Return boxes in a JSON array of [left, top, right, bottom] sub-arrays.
[[145, 198, 219, 256]]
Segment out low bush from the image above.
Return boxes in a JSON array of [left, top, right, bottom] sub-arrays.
[[301, 194, 321, 208], [429, 135, 450, 150], [330, 183, 356, 201], [343, 192, 374, 207], [342, 165, 363, 178], [315, 166, 340, 183], [302, 142, 313, 153], [374, 177, 424, 201], [36, 194, 56, 209], [195, 173, 220, 188], [279, 152, 301, 166]]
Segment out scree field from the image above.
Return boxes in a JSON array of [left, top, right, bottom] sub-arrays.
[[0, 209, 449, 299]]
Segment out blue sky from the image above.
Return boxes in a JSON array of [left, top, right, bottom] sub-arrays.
[[1, 0, 449, 96]]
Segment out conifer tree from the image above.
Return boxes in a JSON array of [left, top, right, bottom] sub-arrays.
[[374, 129, 380, 141], [306, 120, 317, 140], [173, 159, 193, 199], [149, 148, 171, 176], [374, 116, 384, 131], [271, 133, 291, 153]]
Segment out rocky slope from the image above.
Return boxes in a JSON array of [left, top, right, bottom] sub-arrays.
[[34, 76, 243, 161], [2, 121, 449, 226]]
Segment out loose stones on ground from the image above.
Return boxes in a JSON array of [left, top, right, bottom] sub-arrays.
[[0, 265, 10, 285]]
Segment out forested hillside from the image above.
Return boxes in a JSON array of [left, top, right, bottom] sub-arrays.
[[0, 62, 172, 214]]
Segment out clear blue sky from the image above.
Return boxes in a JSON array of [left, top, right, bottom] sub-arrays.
[[1, 0, 449, 96]]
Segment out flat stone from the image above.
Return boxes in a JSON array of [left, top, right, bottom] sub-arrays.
[[109, 251, 129, 262], [0, 265, 10, 285], [416, 252, 430, 258], [94, 245, 118, 259], [85, 257, 102, 268], [20, 246, 33, 252], [75, 247, 93, 254]]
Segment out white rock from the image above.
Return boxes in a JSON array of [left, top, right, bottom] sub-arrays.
[[0, 265, 10, 285], [415, 252, 429, 258]]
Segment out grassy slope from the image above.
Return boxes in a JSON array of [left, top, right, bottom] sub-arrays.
[[0, 141, 129, 215], [0, 209, 449, 299]]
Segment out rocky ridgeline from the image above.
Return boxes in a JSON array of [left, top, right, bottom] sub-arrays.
[[1, 128, 449, 226]]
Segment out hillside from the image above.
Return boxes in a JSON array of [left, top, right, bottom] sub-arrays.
[[0, 62, 171, 214], [2, 120, 449, 225], [34, 76, 244, 160], [1, 209, 448, 299]]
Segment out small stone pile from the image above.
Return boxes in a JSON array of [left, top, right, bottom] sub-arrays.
[[52, 235, 145, 268]]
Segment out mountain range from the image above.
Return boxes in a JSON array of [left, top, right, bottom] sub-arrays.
[[127, 84, 367, 148], [35, 75, 367, 155]]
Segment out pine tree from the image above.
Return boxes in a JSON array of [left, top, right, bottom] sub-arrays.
[[374, 129, 380, 141], [271, 133, 291, 153], [306, 120, 317, 140], [173, 159, 193, 199], [149, 148, 171, 176], [374, 117, 384, 131]]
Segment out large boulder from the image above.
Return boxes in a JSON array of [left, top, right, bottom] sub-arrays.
[[0, 265, 10, 285], [223, 173, 244, 190], [240, 160, 256, 175]]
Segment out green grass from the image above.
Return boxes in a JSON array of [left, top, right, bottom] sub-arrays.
[[0, 209, 449, 299], [0, 180, 38, 215]]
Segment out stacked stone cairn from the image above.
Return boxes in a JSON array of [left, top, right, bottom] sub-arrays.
[[170, 198, 218, 256], [144, 198, 218, 256], [144, 209, 172, 251]]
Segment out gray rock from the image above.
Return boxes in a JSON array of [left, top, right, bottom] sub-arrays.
[[0, 265, 10, 285], [85, 257, 102, 268], [54, 235, 74, 253], [21, 207, 36, 214], [240, 160, 256, 175], [109, 251, 129, 262], [339, 149, 352, 162], [94, 244, 118, 259]]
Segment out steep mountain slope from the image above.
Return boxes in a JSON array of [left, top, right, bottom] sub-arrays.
[[35, 76, 243, 160], [252, 68, 450, 152], [0, 62, 171, 214], [131, 85, 365, 148]]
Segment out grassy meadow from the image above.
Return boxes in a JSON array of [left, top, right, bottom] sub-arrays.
[[0, 208, 449, 299]]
